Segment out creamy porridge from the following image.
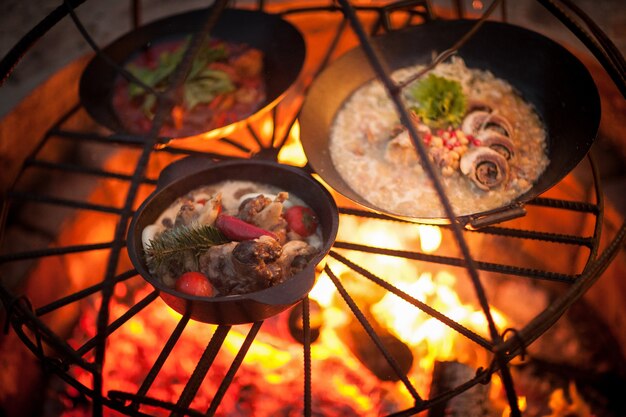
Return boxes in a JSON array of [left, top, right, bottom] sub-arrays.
[[330, 58, 549, 218]]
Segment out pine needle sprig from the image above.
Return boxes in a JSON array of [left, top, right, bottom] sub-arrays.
[[144, 224, 230, 271]]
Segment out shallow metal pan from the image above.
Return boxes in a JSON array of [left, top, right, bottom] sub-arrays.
[[80, 7, 305, 139], [127, 158, 338, 325], [300, 19, 600, 226]]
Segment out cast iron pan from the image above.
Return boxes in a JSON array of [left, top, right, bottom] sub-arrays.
[[127, 158, 338, 325], [80, 8, 305, 139], [300, 19, 600, 226]]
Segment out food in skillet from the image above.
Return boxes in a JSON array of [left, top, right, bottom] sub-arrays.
[[112, 37, 265, 137], [140, 181, 322, 297], [330, 57, 549, 218]]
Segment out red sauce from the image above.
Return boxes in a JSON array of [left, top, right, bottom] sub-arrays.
[[112, 38, 266, 138]]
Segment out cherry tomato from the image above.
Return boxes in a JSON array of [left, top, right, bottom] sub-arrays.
[[175, 272, 214, 297], [285, 206, 319, 237]]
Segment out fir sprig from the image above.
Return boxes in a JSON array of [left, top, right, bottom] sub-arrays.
[[144, 224, 230, 271]]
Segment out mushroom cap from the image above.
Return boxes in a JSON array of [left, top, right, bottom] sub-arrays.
[[477, 131, 516, 160], [462, 110, 514, 138], [460, 147, 509, 191]]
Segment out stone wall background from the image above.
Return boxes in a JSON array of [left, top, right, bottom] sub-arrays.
[[1, 0, 624, 117]]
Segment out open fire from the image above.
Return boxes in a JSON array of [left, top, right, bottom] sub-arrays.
[[41, 130, 591, 417], [2, 3, 624, 417]]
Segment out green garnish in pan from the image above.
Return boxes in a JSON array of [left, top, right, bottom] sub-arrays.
[[409, 73, 467, 129]]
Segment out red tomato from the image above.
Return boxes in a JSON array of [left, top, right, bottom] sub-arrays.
[[285, 206, 319, 237], [175, 272, 214, 297]]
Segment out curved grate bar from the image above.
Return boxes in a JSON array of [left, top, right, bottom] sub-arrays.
[[325, 264, 424, 404], [36, 269, 138, 316], [0, 1, 624, 416], [333, 241, 578, 282], [75, 290, 160, 356], [0, 241, 115, 263], [328, 250, 493, 350], [205, 322, 262, 417]]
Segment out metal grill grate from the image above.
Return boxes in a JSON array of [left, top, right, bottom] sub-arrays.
[[1, 1, 625, 416]]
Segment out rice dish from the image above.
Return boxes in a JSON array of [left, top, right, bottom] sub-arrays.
[[329, 58, 549, 218]]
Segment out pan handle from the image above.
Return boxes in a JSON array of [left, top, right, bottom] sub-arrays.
[[380, 0, 435, 32], [466, 204, 527, 229], [156, 156, 214, 189]]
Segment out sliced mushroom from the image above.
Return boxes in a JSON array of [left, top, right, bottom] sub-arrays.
[[460, 147, 509, 191], [462, 110, 513, 138], [466, 99, 493, 113], [477, 131, 515, 160]]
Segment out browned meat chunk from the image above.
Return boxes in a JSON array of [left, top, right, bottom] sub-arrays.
[[231, 236, 284, 291], [238, 193, 289, 244], [199, 237, 288, 296], [198, 242, 238, 295], [238, 195, 272, 223], [276, 240, 318, 276]]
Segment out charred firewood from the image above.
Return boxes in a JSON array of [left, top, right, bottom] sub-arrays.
[[340, 310, 413, 382], [428, 361, 493, 417], [515, 357, 626, 417]]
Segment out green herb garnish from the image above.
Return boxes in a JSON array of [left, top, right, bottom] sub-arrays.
[[126, 39, 235, 117], [144, 224, 229, 271], [409, 74, 467, 129]]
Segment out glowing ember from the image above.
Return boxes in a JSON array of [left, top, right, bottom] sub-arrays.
[[55, 131, 521, 416]]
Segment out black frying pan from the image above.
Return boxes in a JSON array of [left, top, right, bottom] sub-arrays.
[[300, 19, 600, 226], [80, 8, 305, 139], [127, 157, 339, 325]]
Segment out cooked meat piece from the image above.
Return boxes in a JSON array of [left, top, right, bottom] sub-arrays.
[[173, 193, 222, 228], [276, 240, 318, 276], [198, 242, 238, 295], [238, 195, 272, 223], [251, 192, 289, 243], [174, 200, 196, 227], [254, 202, 287, 240], [231, 236, 284, 290], [195, 193, 222, 226]]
